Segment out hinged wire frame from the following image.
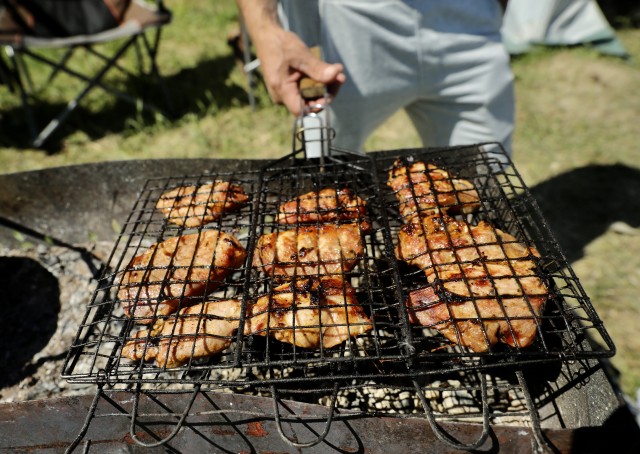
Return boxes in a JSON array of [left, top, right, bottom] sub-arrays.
[[62, 143, 615, 393]]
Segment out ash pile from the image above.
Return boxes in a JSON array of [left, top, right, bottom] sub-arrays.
[[0, 241, 110, 403], [0, 240, 531, 427]]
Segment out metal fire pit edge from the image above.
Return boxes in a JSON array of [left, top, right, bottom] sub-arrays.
[[1, 157, 638, 453]]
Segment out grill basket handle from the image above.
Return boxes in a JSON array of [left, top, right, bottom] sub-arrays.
[[294, 46, 335, 162], [299, 46, 328, 101], [127, 384, 201, 448], [271, 383, 339, 448], [413, 376, 491, 450]]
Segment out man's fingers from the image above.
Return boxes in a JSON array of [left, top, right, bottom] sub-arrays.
[[280, 88, 303, 116], [321, 63, 346, 84], [263, 31, 347, 115], [299, 59, 345, 86]]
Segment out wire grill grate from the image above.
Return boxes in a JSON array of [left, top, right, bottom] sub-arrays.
[[62, 144, 615, 392]]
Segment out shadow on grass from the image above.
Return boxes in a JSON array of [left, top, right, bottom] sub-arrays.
[[598, 0, 640, 28], [0, 52, 256, 153], [527, 163, 640, 263]]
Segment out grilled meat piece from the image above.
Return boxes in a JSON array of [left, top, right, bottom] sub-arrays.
[[118, 230, 247, 324], [387, 160, 480, 221], [156, 181, 248, 227], [407, 286, 546, 352], [252, 224, 364, 279], [244, 278, 372, 349], [121, 328, 158, 364], [277, 188, 371, 231], [396, 214, 546, 299], [397, 214, 548, 351], [122, 299, 242, 368]]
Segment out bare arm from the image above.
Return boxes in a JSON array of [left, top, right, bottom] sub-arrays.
[[236, 0, 345, 115]]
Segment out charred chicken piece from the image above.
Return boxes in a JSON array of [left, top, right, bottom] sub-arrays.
[[277, 188, 371, 231], [387, 160, 480, 221], [252, 224, 364, 280], [122, 299, 242, 368], [118, 230, 247, 324], [244, 278, 373, 349], [407, 286, 546, 352], [396, 214, 548, 351], [156, 181, 249, 227], [396, 214, 546, 299]]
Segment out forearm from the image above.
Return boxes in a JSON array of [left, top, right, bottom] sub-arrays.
[[235, 0, 293, 86], [236, 0, 282, 52]]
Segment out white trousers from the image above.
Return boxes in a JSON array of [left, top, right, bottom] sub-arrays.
[[280, 0, 515, 157]]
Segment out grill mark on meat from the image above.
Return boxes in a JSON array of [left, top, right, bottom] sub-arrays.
[[117, 230, 247, 324], [277, 188, 371, 231], [252, 224, 364, 280], [396, 211, 548, 351], [297, 246, 315, 258], [387, 160, 480, 221], [244, 278, 372, 349], [156, 181, 249, 228]]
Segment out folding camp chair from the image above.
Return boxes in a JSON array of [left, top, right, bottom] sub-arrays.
[[0, 0, 173, 148]]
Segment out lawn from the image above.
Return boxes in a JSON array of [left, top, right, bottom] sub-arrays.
[[1, 0, 639, 399]]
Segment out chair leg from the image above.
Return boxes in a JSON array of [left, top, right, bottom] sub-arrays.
[[72, 30, 173, 116], [240, 16, 257, 111], [4, 47, 38, 142], [140, 28, 174, 116], [14, 51, 34, 94], [133, 36, 144, 75], [29, 38, 144, 148], [44, 47, 76, 88], [83, 45, 136, 79]]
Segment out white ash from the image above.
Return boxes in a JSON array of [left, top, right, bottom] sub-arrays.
[[313, 375, 532, 426], [0, 241, 112, 403], [0, 240, 248, 402], [0, 242, 532, 427]]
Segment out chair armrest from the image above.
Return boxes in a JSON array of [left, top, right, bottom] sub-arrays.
[[156, 0, 169, 14], [124, 0, 172, 28]]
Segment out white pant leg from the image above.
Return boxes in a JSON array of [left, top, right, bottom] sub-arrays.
[[406, 32, 515, 157], [282, 0, 515, 155], [319, 0, 420, 150]]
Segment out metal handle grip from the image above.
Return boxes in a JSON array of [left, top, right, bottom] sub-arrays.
[[299, 46, 326, 101]]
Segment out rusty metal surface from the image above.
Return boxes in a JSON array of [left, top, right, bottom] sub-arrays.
[[1, 159, 638, 453], [0, 158, 263, 248], [0, 389, 638, 453]]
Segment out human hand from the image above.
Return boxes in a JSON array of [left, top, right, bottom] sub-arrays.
[[257, 30, 346, 116]]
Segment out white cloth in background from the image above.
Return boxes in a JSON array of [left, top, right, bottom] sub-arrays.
[[279, 0, 515, 159], [502, 0, 627, 56]]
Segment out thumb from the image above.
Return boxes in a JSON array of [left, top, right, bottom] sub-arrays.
[[319, 63, 346, 85], [298, 54, 345, 85]]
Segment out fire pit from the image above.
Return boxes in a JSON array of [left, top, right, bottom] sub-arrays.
[[1, 148, 638, 453]]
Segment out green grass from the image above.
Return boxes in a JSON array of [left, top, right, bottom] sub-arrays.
[[1, 0, 639, 398]]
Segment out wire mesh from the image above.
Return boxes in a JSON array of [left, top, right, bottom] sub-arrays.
[[62, 143, 615, 393]]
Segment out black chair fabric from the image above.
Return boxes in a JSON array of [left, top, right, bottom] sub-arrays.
[[2, 0, 130, 38], [0, 0, 172, 148]]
